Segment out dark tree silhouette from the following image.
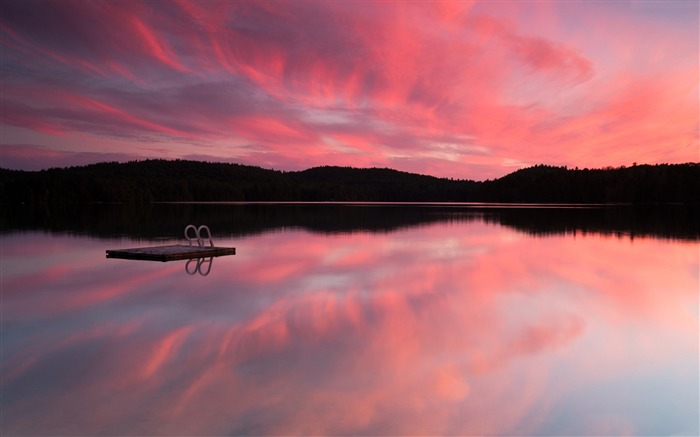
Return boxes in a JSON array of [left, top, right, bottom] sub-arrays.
[[1, 160, 698, 204]]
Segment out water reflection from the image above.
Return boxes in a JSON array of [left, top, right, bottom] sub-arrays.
[[2, 202, 699, 241], [185, 257, 213, 276], [1, 210, 698, 436]]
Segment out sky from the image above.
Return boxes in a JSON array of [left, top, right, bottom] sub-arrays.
[[1, 0, 698, 180]]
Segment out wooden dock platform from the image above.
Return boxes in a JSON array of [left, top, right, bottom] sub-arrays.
[[106, 244, 236, 262]]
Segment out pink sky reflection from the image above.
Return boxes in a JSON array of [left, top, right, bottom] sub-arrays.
[[2, 220, 698, 435], [1, 1, 697, 179]]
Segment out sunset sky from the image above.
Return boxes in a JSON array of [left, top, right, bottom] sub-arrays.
[[1, 0, 698, 180]]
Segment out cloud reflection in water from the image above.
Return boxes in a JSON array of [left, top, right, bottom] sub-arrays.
[[1, 220, 698, 436]]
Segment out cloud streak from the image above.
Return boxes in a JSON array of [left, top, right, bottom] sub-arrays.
[[1, 0, 697, 178]]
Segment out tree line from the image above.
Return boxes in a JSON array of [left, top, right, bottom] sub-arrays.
[[0, 160, 698, 204]]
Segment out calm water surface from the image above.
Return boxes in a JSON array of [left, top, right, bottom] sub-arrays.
[[2, 204, 698, 436]]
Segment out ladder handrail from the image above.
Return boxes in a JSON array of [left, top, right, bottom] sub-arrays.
[[198, 225, 214, 247], [184, 224, 215, 247], [184, 224, 199, 246]]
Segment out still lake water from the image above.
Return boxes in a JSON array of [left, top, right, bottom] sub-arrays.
[[2, 203, 698, 436]]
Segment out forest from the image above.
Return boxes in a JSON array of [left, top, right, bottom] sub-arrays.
[[0, 159, 698, 204]]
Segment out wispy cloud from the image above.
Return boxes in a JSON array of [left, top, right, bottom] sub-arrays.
[[1, 0, 697, 178]]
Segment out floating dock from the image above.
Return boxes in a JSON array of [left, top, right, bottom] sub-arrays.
[[106, 244, 236, 262]]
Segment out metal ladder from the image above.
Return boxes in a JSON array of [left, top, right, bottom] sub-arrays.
[[184, 224, 214, 247]]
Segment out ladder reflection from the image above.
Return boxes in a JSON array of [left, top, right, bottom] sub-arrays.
[[185, 257, 213, 276]]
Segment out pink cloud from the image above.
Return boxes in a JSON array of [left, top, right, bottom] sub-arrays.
[[1, 1, 696, 178]]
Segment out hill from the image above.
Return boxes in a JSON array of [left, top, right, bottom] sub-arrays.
[[0, 160, 697, 204]]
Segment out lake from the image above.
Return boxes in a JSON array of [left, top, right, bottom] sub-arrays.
[[1, 203, 698, 436]]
